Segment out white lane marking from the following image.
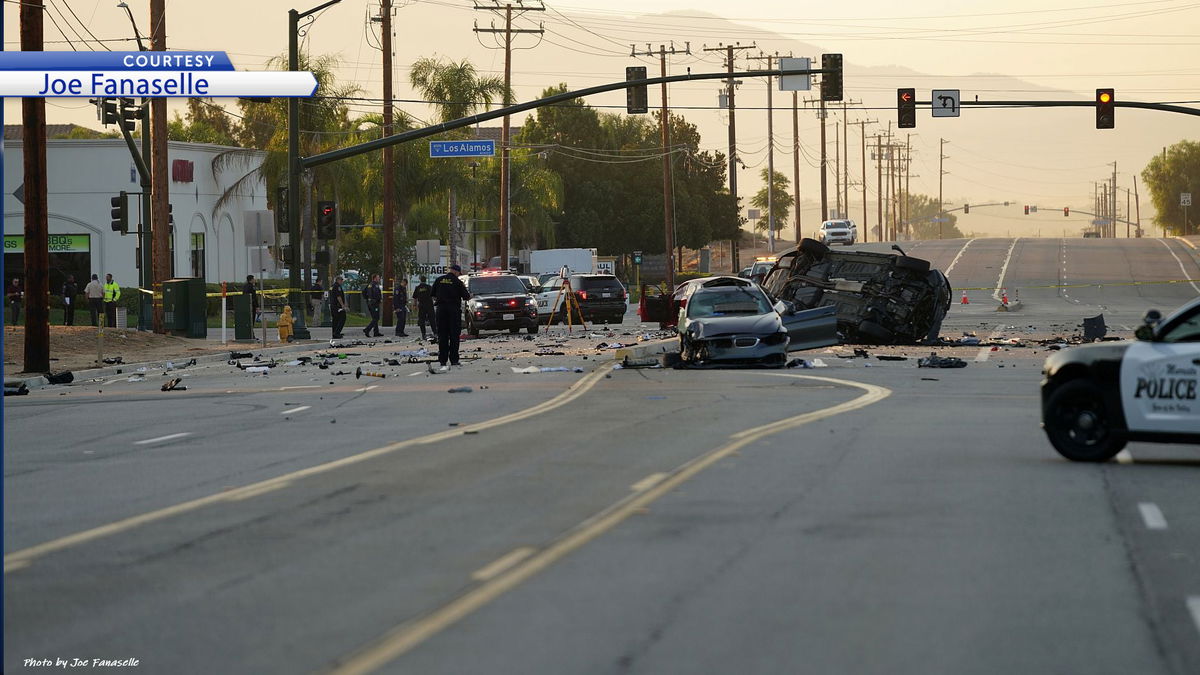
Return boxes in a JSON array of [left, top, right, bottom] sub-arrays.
[[471, 547, 536, 582], [133, 432, 191, 446], [407, 372, 423, 377], [280, 385, 321, 390], [281, 406, 311, 415], [975, 323, 1005, 362], [1155, 238, 1200, 293], [1116, 450, 1134, 464], [355, 385, 380, 392], [943, 238, 977, 278], [631, 473, 669, 492], [1137, 503, 1168, 530], [992, 237, 1019, 302], [1188, 597, 1200, 638]]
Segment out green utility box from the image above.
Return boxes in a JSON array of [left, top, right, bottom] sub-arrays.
[[162, 277, 207, 338], [234, 293, 254, 341]]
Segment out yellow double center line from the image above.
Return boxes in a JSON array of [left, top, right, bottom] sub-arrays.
[[3, 365, 613, 574], [327, 373, 891, 675]]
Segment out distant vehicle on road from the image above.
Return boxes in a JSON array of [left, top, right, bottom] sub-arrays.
[[817, 219, 857, 246], [1041, 296, 1200, 462], [528, 248, 596, 278], [536, 273, 626, 324], [462, 271, 539, 335]]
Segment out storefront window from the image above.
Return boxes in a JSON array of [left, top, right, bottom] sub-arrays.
[[190, 232, 205, 278]]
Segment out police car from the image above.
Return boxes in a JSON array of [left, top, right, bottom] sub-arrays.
[[1041, 296, 1200, 462]]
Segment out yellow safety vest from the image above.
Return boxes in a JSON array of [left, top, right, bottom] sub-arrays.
[[103, 282, 121, 302]]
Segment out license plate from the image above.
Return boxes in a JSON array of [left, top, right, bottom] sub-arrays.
[[602, 293, 612, 298], [502, 313, 515, 321]]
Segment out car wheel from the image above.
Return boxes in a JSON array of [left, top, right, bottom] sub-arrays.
[[509, 326, 519, 334], [857, 320, 894, 344], [527, 324, 538, 335], [1043, 379, 1127, 462], [611, 314, 624, 324], [895, 256, 931, 274], [468, 321, 480, 337], [799, 238, 829, 258]]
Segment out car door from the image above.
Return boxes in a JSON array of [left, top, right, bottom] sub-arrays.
[[1118, 305, 1200, 435], [537, 277, 563, 315], [781, 304, 839, 351]]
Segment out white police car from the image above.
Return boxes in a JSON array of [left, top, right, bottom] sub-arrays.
[[1041, 296, 1200, 462]]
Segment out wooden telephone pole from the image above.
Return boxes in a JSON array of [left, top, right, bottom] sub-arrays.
[[703, 42, 755, 270], [20, 0, 49, 372]]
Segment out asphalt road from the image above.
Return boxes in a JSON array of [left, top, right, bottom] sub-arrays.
[[4, 237, 1199, 674]]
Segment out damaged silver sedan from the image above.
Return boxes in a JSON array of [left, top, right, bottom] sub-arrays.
[[762, 239, 953, 345], [677, 278, 838, 367]]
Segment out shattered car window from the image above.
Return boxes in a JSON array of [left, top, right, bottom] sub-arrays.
[[688, 290, 772, 318]]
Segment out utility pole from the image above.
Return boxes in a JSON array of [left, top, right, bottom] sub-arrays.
[[833, 123, 840, 218], [938, 137, 948, 239], [793, 90, 802, 243], [379, 0, 395, 325], [904, 134, 912, 239], [634, 43, 688, 287], [475, 1, 544, 271], [874, 135, 883, 242], [704, 43, 754, 271], [20, 0, 49, 372], [842, 101, 850, 219], [747, 52, 778, 252], [149, 0, 169, 333], [847, 118, 875, 242], [1111, 161, 1118, 240], [1133, 175, 1142, 237]]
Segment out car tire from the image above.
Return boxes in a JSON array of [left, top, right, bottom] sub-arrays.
[[468, 321, 480, 337], [857, 320, 893, 344], [527, 324, 538, 335], [509, 326, 519, 334], [1043, 379, 1127, 462], [800, 238, 829, 258], [895, 256, 931, 274]]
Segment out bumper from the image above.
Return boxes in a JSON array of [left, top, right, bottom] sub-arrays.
[[471, 310, 538, 330], [578, 301, 627, 319], [696, 334, 789, 365], [821, 233, 854, 244]]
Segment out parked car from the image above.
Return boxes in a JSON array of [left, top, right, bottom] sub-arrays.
[[516, 275, 541, 293], [1041, 297, 1200, 462], [536, 274, 627, 324], [461, 271, 539, 335], [817, 219, 857, 246], [762, 239, 951, 345], [677, 279, 838, 367]]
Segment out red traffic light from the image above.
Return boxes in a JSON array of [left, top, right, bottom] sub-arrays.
[[1064, 207, 1070, 217], [321, 206, 333, 216], [1024, 205, 1030, 215]]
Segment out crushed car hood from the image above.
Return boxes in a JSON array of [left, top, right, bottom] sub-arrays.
[[688, 313, 781, 339]]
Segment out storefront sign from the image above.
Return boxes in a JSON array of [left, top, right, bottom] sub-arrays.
[[4, 234, 91, 253]]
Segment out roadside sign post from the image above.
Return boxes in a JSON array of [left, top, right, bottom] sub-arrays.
[[221, 282, 227, 345], [1183, 193, 1192, 234]]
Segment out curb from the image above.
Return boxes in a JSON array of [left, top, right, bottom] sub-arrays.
[[995, 301, 1024, 312], [614, 337, 677, 363]]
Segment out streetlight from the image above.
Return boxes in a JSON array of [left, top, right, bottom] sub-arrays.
[[116, 2, 146, 50], [469, 161, 480, 267], [287, 0, 342, 339]]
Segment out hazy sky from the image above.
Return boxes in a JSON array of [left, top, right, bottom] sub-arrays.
[[4, 0, 1198, 239]]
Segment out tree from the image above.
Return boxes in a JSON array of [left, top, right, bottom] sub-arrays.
[[903, 193, 964, 239], [750, 169, 793, 235], [1142, 140, 1200, 235], [168, 98, 240, 145]]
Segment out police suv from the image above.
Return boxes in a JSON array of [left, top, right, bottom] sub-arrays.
[[461, 271, 539, 336], [1041, 296, 1200, 462]]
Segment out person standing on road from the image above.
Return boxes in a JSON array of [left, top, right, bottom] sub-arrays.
[[363, 273, 383, 338], [103, 273, 121, 327], [432, 264, 470, 370], [329, 274, 348, 339], [61, 274, 78, 326], [412, 274, 436, 341], [6, 277, 23, 326], [84, 274, 103, 326], [310, 279, 323, 321], [392, 277, 409, 337], [243, 274, 259, 323]]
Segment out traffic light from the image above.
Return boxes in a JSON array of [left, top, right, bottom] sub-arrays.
[[625, 66, 648, 114], [92, 97, 119, 126], [633, 251, 643, 265], [110, 191, 129, 234], [316, 201, 337, 240], [119, 97, 139, 131], [1064, 207, 1070, 217], [275, 186, 289, 233], [1024, 205, 1030, 215], [168, 203, 174, 227], [963, 203, 970, 214], [1095, 88, 1115, 129], [821, 53, 843, 102], [897, 88, 916, 128]]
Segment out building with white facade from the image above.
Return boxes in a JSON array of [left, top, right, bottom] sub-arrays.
[[3, 128, 269, 292]]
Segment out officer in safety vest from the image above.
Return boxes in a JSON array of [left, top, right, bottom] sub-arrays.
[[103, 273, 121, 327]]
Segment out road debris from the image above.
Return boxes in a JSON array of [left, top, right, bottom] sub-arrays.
[[160, 377, 187, 391], [4, 382, 30, 396], [355, 367, 386, 379], [917, 353, 968, 369], [1082, 314, 1107, 342], [447, 386, 474, 393]]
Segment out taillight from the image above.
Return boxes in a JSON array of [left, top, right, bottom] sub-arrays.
[[577, 291, 588, 300]]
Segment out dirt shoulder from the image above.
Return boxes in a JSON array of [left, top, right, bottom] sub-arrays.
[[3, 327, 237, 376]]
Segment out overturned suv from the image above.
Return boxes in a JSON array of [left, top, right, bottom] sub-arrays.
[[761, 239, 952, 345]]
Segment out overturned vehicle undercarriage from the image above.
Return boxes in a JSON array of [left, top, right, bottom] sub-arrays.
[[761, 239, 953, 345]]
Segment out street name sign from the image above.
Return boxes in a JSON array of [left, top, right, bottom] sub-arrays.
[[778, 57, 811, 91], [429, 140, 495, 158]]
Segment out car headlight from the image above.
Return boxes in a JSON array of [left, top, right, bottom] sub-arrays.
[[472, 300, 486, 309]]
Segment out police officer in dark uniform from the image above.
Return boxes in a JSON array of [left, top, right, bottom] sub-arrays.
[[432, 264, 470, 370], [411, 275, 436, 341], [329, 275, 348, 339], [362, 273, 383, 337]]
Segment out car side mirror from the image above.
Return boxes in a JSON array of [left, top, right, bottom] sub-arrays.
[[1134, 325, 1155, 341], [1142, 309, 1162, 326]]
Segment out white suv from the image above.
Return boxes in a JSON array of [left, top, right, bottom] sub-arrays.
[[818, 219, 857, 246]]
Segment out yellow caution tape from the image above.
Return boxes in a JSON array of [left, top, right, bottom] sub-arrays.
[[955, 278, 1200, 292]]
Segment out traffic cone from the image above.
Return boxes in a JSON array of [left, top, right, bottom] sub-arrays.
[[1001, 288, 1009, 306], [961, 289, 969, 304]]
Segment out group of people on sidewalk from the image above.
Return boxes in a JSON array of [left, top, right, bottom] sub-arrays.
[[5, 273, 123, 328]]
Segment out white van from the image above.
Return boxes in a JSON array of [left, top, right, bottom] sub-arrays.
[[818, 220, 857, 246]]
